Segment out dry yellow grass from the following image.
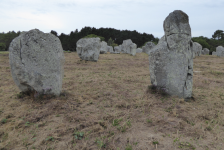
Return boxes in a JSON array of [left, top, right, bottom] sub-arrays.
[[0, 52, 224, 150]]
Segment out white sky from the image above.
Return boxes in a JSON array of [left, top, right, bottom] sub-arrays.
[[1, 0, 224, 38]]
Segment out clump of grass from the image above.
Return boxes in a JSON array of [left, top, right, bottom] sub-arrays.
[[95, 138, 106, 148], [125, 144, 132, 150], [73, 131, 84, 140], [1, 118, 7, 124], [153, 141, 159, 145], [46, 136, 54, 141], [112, 118, 122, 126], [147, 119, 152, 123]]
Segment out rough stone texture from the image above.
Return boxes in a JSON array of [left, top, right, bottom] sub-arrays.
[[148, 10, 193, 99], [76, 38, 101, 61], [120, 39, 137, 56], [202, 48, 209, 55], [112, 45, 121, 54], [193, 42, 202, 57], [216, 46, 224, 57], [107, 46, 113, 53], [9, 29, 64, 96], [142, 42, 155, 54], [136, 48, 142, 53], [100, 41, 108, 54], [130, 43, 137, 56], [212, 51, 217, 56]]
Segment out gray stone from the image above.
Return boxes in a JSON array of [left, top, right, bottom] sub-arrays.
[[148, 10, 193, 99], [130, 43, 137, 56], [107, 46, 113, 53], [9, 29, 64, 96], [112, 45, 121, 54], [142, 42, 155, 54], [216, 46, 224, 57], [100, 41, 108, 54], [193, 42, 202, 57], [212, 51, 217, 56], [120, 39, 137, 56], [76, 38, 101, 61], [202, 48, 209, 55], [136, 48, 142, 53]]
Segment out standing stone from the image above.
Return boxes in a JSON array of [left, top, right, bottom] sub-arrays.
[[142, 42, 155, 54], [136, 48, 142, 53], [107, 46, 113, 53], [212, 51, 217, 55], [130, 43, 137, 56], [76, 38, 101, 61], [216, 46, 224, 57], [120, 39, 137, 56], [148, 10, 193, 99], [112, 45, 121, 54], [9, 29, 64, 96], [100, 41, 108, 54], [193, 42, 202, 57], [202, 48, 209, 55]]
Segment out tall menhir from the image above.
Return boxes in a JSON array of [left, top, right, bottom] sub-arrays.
[[148, 10, 193, 99]]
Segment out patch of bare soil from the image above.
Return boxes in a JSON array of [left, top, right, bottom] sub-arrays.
[[0, 52, 224, 150]]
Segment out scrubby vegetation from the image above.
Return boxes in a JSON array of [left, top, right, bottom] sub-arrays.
[[83, 34, 105, 41]]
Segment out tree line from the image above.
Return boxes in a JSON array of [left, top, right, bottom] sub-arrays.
[[0, 28, 223, 54], [0, 31, 20, 51], [192, 30, 224, 54], [51, 26, 158, 51]]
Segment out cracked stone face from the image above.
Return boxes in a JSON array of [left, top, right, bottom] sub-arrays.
[[107, 46, 113, 53], [193, 42, 202, 57], [76, 38, 101, 61], [202, 48, 209, 55], [216, 46, 224, 57], [9, 29, 64, 96], [100, 41, 108, 54], [120, 39, 137, 56], [148, 10, 193, 99], [142, 42, 155, 55]]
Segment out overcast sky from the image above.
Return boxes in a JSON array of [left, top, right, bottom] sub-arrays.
[[1, 0, 224, 38]]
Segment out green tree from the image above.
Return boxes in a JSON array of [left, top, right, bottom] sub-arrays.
[[107, 38, 114, 46], [192, 37, 210, 49], [212, 30, 224, 40], [0, 43, 6, 51]]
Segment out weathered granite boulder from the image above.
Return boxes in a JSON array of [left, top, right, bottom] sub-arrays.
[[76, 38, 101, 61], [107, 46, 113, 53], [130, 43, 137, 56], [212, 51, 217, 55], [111, 45, 121, 54], [142, 42, 155, 54], [216, 46, 224, 57], [193, 42, 202, 57], [148, 10, 193, 99], [9, 29, 64, 96], [100, 41, 108, 54], [136, 48, 142, 53], [202, 48, 209, 55], [120, 39, 137, 56]]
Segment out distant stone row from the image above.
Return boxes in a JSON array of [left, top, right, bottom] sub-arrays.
[[8, 10, 224, 100], [212, 46, 224, 56], [76, 38, 138, 61]]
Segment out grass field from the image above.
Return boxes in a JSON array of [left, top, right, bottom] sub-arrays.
[[0, 51, 224, 150]]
